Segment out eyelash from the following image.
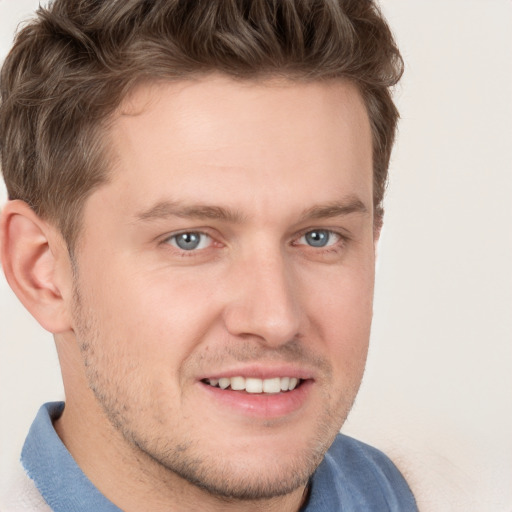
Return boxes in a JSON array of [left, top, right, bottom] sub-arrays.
[[161, 228, 348, 256], [293, 229, 345, 251], [162, 231, 217, 257]]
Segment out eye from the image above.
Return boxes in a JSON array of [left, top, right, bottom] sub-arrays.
[[298, 229, 340, 248], [167, 232, 212, 251]]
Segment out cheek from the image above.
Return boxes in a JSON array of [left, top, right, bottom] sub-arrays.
[[303, 261, 374, 371], [72, 264, 220, 418], [79, 262, 223, 367]]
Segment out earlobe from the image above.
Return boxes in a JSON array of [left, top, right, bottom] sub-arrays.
[[0, 200, 73, 333]]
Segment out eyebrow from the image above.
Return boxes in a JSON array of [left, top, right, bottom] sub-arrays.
[[135, 196, 368, 224], [299, 197, 369, 222], [135, 201, 247, 224]]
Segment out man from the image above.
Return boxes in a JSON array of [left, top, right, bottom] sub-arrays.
[[0, 1, 417, 510]]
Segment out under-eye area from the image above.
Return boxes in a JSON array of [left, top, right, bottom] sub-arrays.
[[202, 377, 304, 394]]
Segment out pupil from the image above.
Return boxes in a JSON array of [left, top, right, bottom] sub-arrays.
[[176, 232, 200, 250], [306, 230, 329, 247]]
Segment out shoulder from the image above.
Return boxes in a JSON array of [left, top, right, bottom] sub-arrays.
[[326, 433, 411, 485], [304, 434, 418, 511], [0, 459, 52, 512]]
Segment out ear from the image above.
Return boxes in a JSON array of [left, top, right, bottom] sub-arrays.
[[0, 200, 73, 333]]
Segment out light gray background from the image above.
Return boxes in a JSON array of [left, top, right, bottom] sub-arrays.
[[1, 1, 511, 510]]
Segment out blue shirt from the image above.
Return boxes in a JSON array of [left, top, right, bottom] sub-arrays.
[[21, 402, 418, 511]]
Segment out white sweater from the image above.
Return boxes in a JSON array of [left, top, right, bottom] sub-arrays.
[[0, 461, 51, 512]]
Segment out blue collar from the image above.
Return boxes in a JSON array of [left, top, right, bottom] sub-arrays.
[[21, 402, 122, 512], [21, 402, 326, 511], [21, 401, 416, 511]]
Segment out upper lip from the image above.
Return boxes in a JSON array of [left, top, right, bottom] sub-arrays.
[[197, 364, 316, 382]]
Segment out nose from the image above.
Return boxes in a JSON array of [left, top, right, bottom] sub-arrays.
[[222, 249, 302, 348]]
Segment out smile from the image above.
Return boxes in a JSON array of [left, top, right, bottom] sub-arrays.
[[203, 376, 302, 394]]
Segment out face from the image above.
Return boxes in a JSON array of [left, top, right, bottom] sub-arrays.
[[66, 76, 376, 501]]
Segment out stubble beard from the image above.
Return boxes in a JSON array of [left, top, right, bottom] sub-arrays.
[[71, 282, 361, 502]]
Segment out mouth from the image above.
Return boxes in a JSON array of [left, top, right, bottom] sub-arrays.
[[201, 376, 303, 394], [199, 372, 314, 418]]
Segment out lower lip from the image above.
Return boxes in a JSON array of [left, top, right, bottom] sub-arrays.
[[199, 380, 313, 419]]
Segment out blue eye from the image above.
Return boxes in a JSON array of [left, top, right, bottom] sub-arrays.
[[300, 230, 339, 248], [168, 232, 211, 251]]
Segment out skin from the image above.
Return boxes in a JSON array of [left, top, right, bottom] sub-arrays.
[[1, 76, 377, 512]]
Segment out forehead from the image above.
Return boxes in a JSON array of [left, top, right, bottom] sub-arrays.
[[114, 75, 370, 159], [95, 75, 373, 222]]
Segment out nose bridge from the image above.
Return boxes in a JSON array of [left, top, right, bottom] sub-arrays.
[[223, 244, 301, 346]]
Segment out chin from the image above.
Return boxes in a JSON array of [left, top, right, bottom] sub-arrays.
[[137, 425, 335, 501], [160, 448, 318, 501]]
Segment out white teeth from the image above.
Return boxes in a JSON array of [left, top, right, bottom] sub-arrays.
[[245, 378, 263, 393], [262, 377, 281, 394], [205, 376, 302, 393], [230, 376, 245, 391], [218, 378, 230, 389]]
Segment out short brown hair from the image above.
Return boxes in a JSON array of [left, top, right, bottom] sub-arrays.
[[0, 0, 403, 251]]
